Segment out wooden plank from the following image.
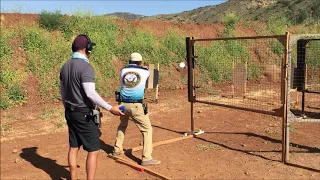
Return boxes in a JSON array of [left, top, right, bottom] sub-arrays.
[[148, 64, 155, 89], [232, 62, 246, 97], [126, 135, 193, 153], [108, 154, 145, 172], [108, 154, 171, 180]]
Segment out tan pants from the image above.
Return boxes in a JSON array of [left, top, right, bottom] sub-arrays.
[[114, 102, 153, 161]]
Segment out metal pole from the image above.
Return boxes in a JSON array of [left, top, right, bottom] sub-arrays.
[[282, 32, 290, 163], [301, 62, 306, 117], [186, 37, 195, 134], [191, 101, 194, 134]]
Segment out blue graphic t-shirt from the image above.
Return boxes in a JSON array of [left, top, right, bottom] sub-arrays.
[[120, 64, 150, 101]]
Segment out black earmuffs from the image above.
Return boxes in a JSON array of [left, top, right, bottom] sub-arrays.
[[80, 34, 93, 53]]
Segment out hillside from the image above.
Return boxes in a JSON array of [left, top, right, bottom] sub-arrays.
[[144, 0, 320, 25], [104, 12, 146, 19], [0, 11, 319, 109]]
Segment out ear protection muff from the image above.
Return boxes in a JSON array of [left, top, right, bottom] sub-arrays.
[[80, 34, 93, 53]]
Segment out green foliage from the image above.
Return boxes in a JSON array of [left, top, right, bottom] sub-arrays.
[[39, 10, 63, 31], [267, 16, 289, 35], [161, 31, 185, 62], [0, 36, 26, 109], [7, 85, 25, 102], [2, 10, 319, 109], [311, 1, 320, 21], [59, 16, 74, 40], [287, 4, 309, 25], [247, 62, 262, 80], [270, 40, 284, 55], [0, 98, 10, 109], [118, 30, 156, 60], [223, 12, 239, 30], [306, 40, 320, 67], [196, 42, 233, 82], [0, 85, 26, 109], [0, 37, 12, 64], [22, 28, 69, 100], [23, 29, 51, 75]]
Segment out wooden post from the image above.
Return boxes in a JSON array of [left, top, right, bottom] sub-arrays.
[[155, 63, 159, 103], [282, 32, 290, 163], [148, 64, 155, 89], [232, 61, 235, 98], [244, 61, 247, 98]]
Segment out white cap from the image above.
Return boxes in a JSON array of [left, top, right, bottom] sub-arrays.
[[130, 52, 142, 61]]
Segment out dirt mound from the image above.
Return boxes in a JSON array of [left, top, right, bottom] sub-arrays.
[[116, 19, 225, 38], [1, 13, 39, 27], [1, 13, 226, 39], [263, 64, 282, 83]]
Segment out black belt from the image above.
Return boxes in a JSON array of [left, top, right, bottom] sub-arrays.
[[65, 103, 92, 113], [121, 99, 143, 103]]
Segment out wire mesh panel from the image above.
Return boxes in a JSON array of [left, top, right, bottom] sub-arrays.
[[289, 39, 320, 120], [192, 36, 286, 116], [306, 40, 320, 93]]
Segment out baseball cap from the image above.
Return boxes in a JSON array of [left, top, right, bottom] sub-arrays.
[[72, 34, 96, 52], [130, 52, 142, 61]]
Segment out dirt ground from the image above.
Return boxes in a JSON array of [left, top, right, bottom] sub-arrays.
[[1, 89, 319, 179], [1, 13, 319, 179]]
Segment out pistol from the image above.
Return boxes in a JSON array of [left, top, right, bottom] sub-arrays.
[[115, 91, 120, 102], [92, 107, 102, 128], [142, 103, 148, 115]]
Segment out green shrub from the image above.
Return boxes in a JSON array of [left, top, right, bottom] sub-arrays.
[[267, 16, 290, 35], [307, 40, 320, 67], [223, 12, 239, 30], [118, 30, 156, 59], [161, 31, 185, 62], [8, 85, 25, 102], [39, 10, 63, 31], [0, 97, 10, 109], [22, 30, 50, 52], [270, 40, 284, 55], [196, 42, 233, 82]]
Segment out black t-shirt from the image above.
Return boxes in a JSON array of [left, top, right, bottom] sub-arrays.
[[60, 58, 95, 108]]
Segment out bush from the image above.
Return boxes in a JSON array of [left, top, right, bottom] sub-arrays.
[[39, 10, 63, 31], [223, 12, 239, 30], [267, 16, 289, 34], [161, 31, 185, 62]]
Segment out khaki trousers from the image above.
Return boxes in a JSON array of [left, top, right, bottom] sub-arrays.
[[114, 102, 153, 161]]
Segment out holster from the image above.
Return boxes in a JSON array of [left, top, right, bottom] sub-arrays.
[[91, 106, 102, 128], [115, 91, 120, 102], [142, 103, 148, 115]]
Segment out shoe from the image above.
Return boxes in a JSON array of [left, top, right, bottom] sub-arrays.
[[112, 151, 122, 156], [141, 158, 161, 166]]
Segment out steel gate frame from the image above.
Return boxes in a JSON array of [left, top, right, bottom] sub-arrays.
[[285, 33, 320, 162], [186, 32, 320, 163]]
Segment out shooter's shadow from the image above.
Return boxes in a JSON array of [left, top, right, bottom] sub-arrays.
[[20, 147, 70, 180]]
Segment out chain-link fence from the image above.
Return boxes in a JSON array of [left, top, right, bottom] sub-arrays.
[[187, 36, 286, 116], [288, 35, 320, 122]]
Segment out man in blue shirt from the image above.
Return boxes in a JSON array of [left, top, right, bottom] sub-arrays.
[[112, 52, 160, 166]]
